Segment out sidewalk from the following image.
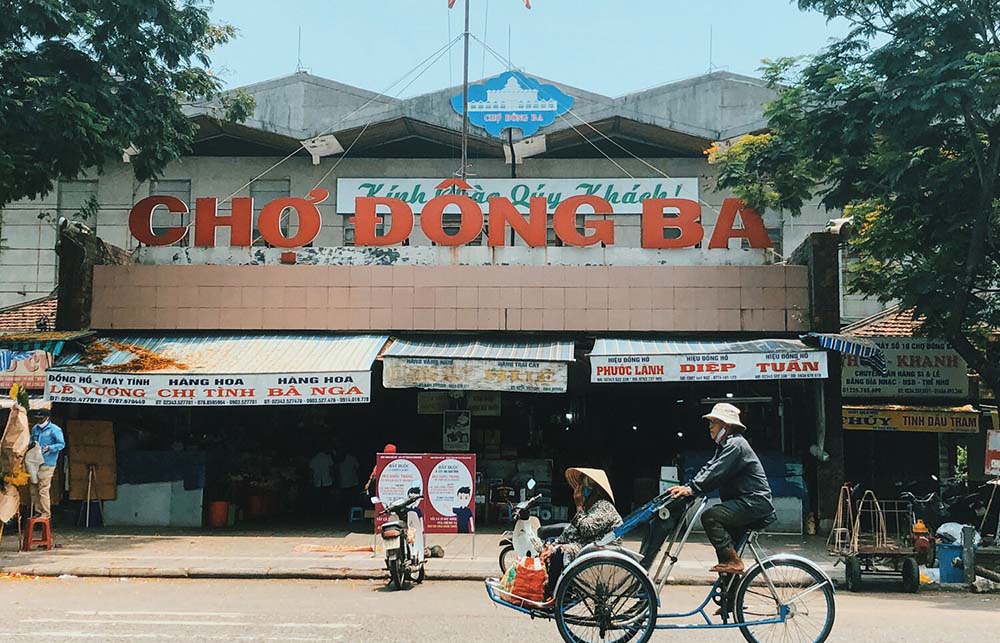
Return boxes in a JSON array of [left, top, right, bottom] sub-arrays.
[[1, 525, 839, 584]]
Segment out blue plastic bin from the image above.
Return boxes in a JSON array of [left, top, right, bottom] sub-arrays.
[[937, 544, 964, 583]]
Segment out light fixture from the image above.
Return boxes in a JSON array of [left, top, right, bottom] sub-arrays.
[[565, 412, 574, 421], [676, 432, 684, 438], [503, 134, 546, 165], [301, 134, 344, 165], [632, 425, 638, 431], [725, 392, 734, 399], [675, 399, 684, 404]]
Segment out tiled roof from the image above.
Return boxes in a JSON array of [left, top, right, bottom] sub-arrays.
[[842, 306, 924, 337], [0, 296, 57, 332]]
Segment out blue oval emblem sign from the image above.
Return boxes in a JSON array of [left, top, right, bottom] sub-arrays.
[[450, 71, 574, 138]]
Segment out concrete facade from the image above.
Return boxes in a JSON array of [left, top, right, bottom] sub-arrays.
[[0, 69, 886, 322], [92, 264, 809, 333]]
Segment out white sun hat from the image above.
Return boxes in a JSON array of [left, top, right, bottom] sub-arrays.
[[702, 402, 747, 430]]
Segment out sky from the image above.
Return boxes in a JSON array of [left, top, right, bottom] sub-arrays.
[[206, 0, 852, 97]]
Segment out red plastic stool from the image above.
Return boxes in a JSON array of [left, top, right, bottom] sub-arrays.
[[21, 516, 53, 551]]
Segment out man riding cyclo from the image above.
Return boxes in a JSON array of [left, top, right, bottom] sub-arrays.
[[668, 402, 776, 575]]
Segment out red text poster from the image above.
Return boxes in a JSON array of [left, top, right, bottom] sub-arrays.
[[375, 453, 476, 535]]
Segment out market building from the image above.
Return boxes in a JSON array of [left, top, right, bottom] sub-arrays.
[[2, 70, 881, 531]]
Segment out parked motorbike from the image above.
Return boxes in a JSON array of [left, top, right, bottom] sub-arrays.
[[498, 479, 568, 573], [372, 494, 426, 590]]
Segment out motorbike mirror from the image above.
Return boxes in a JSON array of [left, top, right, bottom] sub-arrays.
[[370, 496, 380, 505], [527, 478, 536, 490]]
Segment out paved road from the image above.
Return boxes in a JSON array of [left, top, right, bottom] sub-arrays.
[[1, 576, 995, 642]]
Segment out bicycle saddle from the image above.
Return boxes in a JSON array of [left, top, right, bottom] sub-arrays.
[[745, 511, 777, 532]]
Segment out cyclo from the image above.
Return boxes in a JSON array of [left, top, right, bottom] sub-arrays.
[[486, 490, 836, 643]]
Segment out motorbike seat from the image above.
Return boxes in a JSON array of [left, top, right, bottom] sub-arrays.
[[537, 523, 569, 540]]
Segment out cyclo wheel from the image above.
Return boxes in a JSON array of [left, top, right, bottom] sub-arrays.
[[554, 556, 657, 643], [734, 558, 836, 643]]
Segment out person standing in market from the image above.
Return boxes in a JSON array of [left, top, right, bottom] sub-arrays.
[[307, 447, 336, 516], [668, 403, 775, 575], [336, 449, 362, 516], [28, 408, 65, 519], [363, 443, 396, 499]]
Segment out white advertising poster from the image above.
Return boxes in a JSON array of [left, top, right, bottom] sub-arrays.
[[45, 370, 372, 405], [987, 430, 1000, 476], [336, 178, 699, 214], [383, 356, 568, 393], [442, 410, 472, 452], [841, 338, 968, 398], [591, 351, 828, 383]]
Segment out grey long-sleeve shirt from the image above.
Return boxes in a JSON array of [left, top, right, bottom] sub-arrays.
[[688, 434, 773, 503]]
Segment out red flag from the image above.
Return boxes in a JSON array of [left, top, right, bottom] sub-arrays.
[[448, 0, 456, 6]]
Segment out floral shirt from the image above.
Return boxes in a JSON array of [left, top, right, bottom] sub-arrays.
[[555, 499, 623, 561]]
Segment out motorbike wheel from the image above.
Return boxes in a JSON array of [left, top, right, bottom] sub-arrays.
[[901, 557, 920, 594], [499, 545, 516, 573], [407, 564, 426, 584], [388, 558, 406, 591]]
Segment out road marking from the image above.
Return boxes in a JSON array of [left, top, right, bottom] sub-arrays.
[[66, 611, 248, 617], [26, 618, 359, 629], [21, 633, 336, 641]]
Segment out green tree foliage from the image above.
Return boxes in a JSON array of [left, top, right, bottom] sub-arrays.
[[0, 0, 254, 208], [710, 1, 1000, 394]]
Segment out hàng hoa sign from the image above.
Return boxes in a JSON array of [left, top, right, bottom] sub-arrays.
[[128, 178, 773, 250]]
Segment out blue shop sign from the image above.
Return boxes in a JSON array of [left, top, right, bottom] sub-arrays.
[[450, 71, 574, 138]]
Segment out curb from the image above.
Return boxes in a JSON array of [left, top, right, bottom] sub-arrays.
[[2, 566, 974, 592]]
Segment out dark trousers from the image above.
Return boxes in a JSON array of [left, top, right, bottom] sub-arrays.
[[700, 498, 774, 554], [544, 548, 567, 599]]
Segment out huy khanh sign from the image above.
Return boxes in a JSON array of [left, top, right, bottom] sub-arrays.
[[842, 337, 968, 399], [45, 371, 372, 406], [843, 405, 980, 434], [128, 178, 775, 251], [591, 351, 828, 383], [383, 357, 567, 393]]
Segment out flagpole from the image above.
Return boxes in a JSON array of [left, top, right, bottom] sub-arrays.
[[460, 0, 471, 181]]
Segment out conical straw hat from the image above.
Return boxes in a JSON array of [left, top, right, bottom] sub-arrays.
[[565, 468, 614, 503]]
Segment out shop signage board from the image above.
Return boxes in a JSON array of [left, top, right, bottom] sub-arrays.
[[842, 406, 980, 434], [44, 370, 373, 405], [443, 410, 471, 452], [374, 453, 476, 534], [0, 349, 52, 389], [384, 357, 568, 393], [335, 178, 699, 214], [450, 71, 575, 138], [842, 338, 968, 399], [986, 430, 1000, 476], [417, 390, 501, 416], [590, 351, 828, 383], [129, 178, 775, 251]]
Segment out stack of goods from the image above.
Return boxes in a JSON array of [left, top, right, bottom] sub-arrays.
[[0, 385, 32, 522], [499, 556, 548, 606]]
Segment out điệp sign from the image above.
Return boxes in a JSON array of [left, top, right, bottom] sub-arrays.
[[591, 351, 829, 383], [44, 370, 372, 406]]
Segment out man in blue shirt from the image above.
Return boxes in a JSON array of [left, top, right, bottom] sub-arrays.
[[29, 409, 65, 519]]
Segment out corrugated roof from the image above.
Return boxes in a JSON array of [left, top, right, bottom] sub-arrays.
[[383, 339, 575, 362], [0, 296, 57, 332], [0, 330, 94, 356], [842, 306, 924, 337], [590, 338, 814, 357], [53, 334, 389, 374]]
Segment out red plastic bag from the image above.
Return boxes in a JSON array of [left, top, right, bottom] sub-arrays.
[[510, 556, 547, 606]]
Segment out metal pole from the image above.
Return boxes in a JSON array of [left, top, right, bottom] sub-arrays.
[[508, 129, 516, 178], [460, 0, 471, 181]]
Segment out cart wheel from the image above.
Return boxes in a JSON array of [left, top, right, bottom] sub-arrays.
[[844, 556, 862, 592], [901, 557, 920, 594]]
